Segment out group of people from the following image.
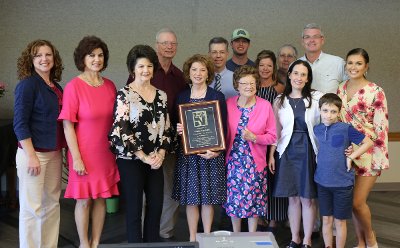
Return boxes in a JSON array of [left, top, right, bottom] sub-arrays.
[[13, 23, 388, 248]]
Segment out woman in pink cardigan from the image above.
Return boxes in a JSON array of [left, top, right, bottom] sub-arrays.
[[224, 65, 276, 232]]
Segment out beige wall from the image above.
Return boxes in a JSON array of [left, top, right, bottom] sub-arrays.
[[378, 141, 400, 183], [0, 0, 399, 130], [0, 0, 398, 186]]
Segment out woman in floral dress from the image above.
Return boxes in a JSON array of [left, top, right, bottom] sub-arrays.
[[224, 65, 276, 232], [337, 48, 389, 248]]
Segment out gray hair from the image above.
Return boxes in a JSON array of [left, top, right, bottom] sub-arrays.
[[302, 23, 324, 38], [278, 44, 298, 58], [156, 28, 177, 42]]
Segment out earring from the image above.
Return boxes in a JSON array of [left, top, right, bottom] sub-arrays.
[[364, 71, 368, 77]]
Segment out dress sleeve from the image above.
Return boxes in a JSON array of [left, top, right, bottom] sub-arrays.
[[371, 87, 389, 169], [108, 89, 140, 157], [58, 81, 79, 122]]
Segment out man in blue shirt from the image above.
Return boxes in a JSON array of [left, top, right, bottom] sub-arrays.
[[208, 37, 237, 99]]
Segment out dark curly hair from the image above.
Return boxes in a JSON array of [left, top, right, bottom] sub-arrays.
[[232, 65, 259, 91], [278, 60, 314, 108], [17, 39, 63, 81], [182, 54, 214, 85], [126, 45, 159, 82], [74, 36, 109, 72]]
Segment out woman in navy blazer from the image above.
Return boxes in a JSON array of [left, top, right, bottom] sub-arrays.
[[14, 40, 65, 248], [172, 54, 227, 241]]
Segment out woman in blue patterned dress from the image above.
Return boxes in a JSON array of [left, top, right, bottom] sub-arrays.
[[224, 65, 276, 232], [172, 54, 227, 241]]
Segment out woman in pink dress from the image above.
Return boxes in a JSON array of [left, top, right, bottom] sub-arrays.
[[59, 36, 120, 248], [337, 48, 389, 248]]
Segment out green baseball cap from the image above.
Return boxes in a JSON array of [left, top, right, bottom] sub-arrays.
[[231, 28, 250, 41]]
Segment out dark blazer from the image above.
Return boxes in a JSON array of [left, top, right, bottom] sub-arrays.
[[176, 86, 227, 136], [14, 73, 63, 149]]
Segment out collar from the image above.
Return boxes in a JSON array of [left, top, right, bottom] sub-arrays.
[[159, 62, 180, 75], [303, 51, 325, 64], [215, 67, 228, 77]]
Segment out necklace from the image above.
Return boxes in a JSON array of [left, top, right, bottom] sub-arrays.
[[291, 97, 302, 108], [43, 79, 54, 87], [130, 84, 157, 129], [190, 86, 207, 99], [82, 74, 104, 87], [148, 101, 157, 129]]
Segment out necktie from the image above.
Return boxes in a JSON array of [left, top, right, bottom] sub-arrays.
[[214, 74, 221, 92]]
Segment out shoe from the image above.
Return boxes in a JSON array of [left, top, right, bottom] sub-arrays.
[[257, 224, 268, 232], [160, 236, 175, 242], [286, 241, 301, 248], [367, 231, 378, 248], [301, 245, 312, 248]]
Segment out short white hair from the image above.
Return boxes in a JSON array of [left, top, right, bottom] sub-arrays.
[[156, 28, 177, 42], [302, 23, 324, 37], [278, 44, 298, 58]]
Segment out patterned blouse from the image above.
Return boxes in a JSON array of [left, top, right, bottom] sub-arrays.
[[108, 85, 172, 159], [337, 81, 389, 171]]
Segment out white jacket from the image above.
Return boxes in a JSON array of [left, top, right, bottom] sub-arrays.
[[273, 91, 323, 158]]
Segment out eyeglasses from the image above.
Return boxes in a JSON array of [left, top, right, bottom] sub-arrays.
[[210, 50, 227, 56], [302, 35, 323, 40], [279, 54, 295, 59], [239, 82, 256, 87], [157, 41, 178, 47]]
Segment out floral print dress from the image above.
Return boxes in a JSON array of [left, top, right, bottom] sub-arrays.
[[224, 104, 268, 218], [337, 81, 389, 175]]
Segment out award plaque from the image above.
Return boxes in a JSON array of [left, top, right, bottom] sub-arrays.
[[179, 100, 225, 155]]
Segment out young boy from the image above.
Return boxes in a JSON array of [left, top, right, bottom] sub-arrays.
[[314, 93, 373, 248]]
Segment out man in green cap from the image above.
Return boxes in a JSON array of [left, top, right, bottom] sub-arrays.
[[226, 28, 255, 72]]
